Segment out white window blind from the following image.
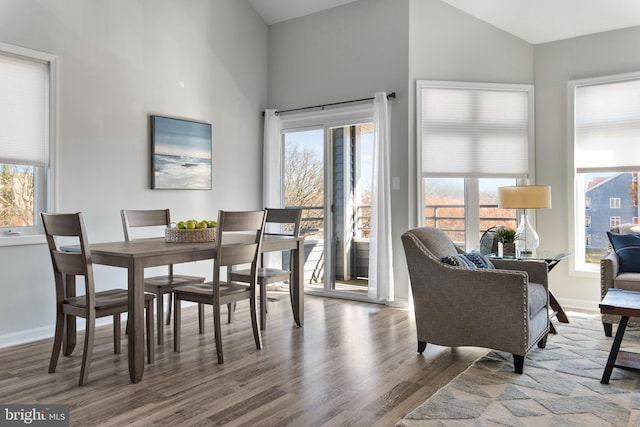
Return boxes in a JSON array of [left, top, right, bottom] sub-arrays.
[[575, 78, 640, 172], [0, 52, 48, 167], [418, 82, 531, 178]]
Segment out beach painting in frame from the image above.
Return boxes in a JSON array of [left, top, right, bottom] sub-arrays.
[[151, 115, 212, 190]]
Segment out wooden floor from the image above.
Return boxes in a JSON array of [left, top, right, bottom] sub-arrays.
[[0, 294, 486, 426]]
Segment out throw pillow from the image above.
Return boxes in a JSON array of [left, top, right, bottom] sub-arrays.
[[607, 232, 640, 273], [441, 251, 495, 269]]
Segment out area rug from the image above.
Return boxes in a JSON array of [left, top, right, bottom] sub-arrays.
[[398, 314, 640, 426]]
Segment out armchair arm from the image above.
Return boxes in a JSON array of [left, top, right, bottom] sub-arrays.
[[490, 259, 549, 288], [600, 251, 619, 298]]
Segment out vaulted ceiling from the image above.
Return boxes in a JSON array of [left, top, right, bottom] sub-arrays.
[[248, 0, 640, 44]]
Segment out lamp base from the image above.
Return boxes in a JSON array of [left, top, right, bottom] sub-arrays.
[[515, 214, 539, 256]]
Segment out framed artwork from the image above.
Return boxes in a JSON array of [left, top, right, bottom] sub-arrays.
[[150, 115, 212, 190]]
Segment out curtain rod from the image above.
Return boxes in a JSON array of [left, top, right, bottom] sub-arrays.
[[263, 92, 396, 116]]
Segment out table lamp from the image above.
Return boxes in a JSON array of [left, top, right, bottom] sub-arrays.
[[498, 185, 552, 255]]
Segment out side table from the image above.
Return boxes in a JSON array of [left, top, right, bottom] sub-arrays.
[[599, 288, 640, 384], [489, 251, 571, 334]]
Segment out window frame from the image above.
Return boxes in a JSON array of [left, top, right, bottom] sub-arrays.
[[568, 71, 640, 275], [415, 80, 535, 249], [0, 42, 57, 246]]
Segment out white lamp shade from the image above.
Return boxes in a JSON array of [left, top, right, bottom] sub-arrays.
[[498, 185, 552, 209]]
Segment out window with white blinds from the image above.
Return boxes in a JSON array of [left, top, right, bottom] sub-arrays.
[[417, 81, 534, 178], [0, 52, 48, 167], [574, 77, 640, 172], [0, 42, 56, 241]]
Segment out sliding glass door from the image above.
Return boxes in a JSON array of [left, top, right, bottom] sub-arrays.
[[282, 122, 375, 300]]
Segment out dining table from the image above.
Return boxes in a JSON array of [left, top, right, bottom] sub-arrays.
[[63, 234, 304, 383]]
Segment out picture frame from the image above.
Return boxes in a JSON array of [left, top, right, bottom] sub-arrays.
[[150, 115, 212, 190]]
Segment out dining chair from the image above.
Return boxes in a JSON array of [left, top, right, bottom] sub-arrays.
[[228, 208, 302, 330], [42, 212, 155, 386], [173, 210, 266, 364], [121, 209, 206, 345]]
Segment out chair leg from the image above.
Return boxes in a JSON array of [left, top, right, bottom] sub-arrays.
[[513, 354, 524, 374], [250, 290, 262, 351], [417, 341, 427, 354], [173, 295, 181, 353], [537, 333, 548, 349], [49, 312, 65, 373], [603, 322, 613, 337], [214, 303, 224, 364], [227, 303, 235, 323], [146, 300, 154, 364], [113, 314, 121, 354], [198, 303, 205, 334], [260, 281, 267, 330], [156, 291, 164, 345], [166, 292, 172, 326], [79, 314, 96, 386], [63, 314, 76, 356]]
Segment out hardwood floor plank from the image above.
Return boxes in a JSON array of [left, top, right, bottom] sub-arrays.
[[0, 294, 486, 426]]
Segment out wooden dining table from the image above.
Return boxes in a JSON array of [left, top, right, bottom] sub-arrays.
[[64, 234, 304, 383]]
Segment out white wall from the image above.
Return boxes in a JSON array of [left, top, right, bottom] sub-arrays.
[[534, 26, 640, 311], [0, 0, 268, 345]]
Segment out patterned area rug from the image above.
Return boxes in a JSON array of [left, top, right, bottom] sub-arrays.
[[398, 314, 640, 426]]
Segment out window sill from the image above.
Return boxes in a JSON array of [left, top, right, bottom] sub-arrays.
[[0, 234, 46, 247]]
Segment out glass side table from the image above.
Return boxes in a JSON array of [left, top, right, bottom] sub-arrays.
[[488, 251, 571, 334]]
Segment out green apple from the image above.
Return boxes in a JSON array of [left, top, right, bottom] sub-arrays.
[[185, 220, 197, 230], [207, 220, 217, 228], [177, 221, 186, 230], [196, 220, 208, 229]]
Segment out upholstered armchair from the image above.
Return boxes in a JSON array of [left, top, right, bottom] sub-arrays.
[[401, 227, 550, 374], [600, 223, 640, 336]]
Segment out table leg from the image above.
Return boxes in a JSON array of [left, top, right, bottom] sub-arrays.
[[290, 240, 304, 327], [601, 315, 629, 384], [549, 289, 569, 323], [128, 262, 145, 383]]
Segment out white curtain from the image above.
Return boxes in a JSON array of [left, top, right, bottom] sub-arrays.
[[368, 92, 394, 302], [262, 109, 282, 268], [263, 109, 282, 208]]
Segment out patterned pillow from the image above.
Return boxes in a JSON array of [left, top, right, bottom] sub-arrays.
[[441, 251, 495, 269]]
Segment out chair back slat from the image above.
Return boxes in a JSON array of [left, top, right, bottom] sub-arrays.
[[121, 209, 171, 241], [264, 208, 302, 237]]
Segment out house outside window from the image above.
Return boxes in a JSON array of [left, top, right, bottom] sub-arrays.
[[570, 73, 640, 271], [417, 80, 534, 248], [0, 43, 56, 245]]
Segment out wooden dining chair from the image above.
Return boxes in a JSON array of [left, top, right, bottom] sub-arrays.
[[173, 210, 266, 364], [42, 212, 155, 386], [121, 209, 206, 345], [228, 208, 302, 330]]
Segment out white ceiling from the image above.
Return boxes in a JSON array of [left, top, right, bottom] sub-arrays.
[[248, 0, 640, 44]]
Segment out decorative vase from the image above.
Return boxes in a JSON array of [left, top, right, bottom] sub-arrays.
[[502, 242, 516, 257]]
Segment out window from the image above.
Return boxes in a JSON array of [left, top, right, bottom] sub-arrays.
[[585, 216, 591, 227], [570, 73, 640, 271], [610, 198, 621, 209], [610, 217, 622, 228], [417, 80, 534, 248], [0, 43, 56, 244]]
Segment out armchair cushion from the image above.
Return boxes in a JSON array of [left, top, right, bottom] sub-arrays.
[[441, 252, 495, 269], [607, 232, 640, 273]]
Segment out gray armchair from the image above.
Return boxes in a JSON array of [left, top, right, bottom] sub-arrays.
[[401, 227, 550, 374], [601, 223, 640, 336]]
